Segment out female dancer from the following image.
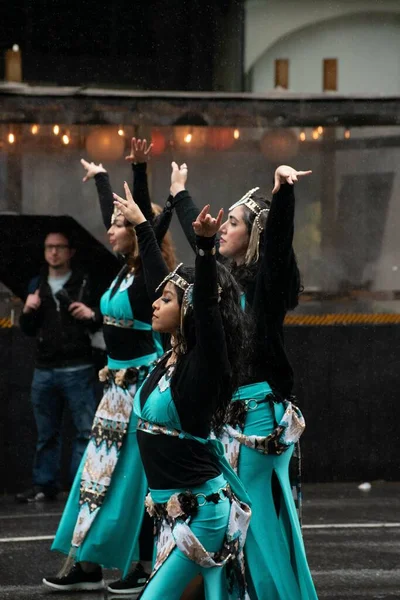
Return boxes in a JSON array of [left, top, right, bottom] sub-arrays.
[[112, 180, 252, 600], [166, 163, 318, 599], [43, 140, 176, 594]]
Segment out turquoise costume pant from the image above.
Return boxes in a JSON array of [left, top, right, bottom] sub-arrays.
[[239, 401, 318, 600], [140, 474, 230, 600]]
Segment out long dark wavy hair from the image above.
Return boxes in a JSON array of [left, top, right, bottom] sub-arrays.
[[230, 192, 302, 311], [169, 263, 252, 433]]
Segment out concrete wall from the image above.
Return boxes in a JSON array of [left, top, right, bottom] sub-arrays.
[[251, 13, 400, 94], [246, 0, 400, 93]]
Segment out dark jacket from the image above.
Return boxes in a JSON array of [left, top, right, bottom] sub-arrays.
[[19, 268, 101, 369]]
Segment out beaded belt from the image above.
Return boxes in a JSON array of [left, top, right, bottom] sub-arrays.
[[103, 315, 135, 329], [145, 485, 231, 520], [242, 394, 274, 411], [98, 364, 150, 388]]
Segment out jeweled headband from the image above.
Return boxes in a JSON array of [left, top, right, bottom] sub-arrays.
[[155, 264, 193, 352], [155, 263, 189, 294], [156, 263, 222, 298], [111, 203, 123, 225], [229, 187, 271, 264], [229, 187, 261, 214]]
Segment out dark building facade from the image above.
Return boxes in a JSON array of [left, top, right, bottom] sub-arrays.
[[1, 0, 244, 91]]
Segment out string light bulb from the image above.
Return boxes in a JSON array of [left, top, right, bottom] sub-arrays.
[[117, 127, 125, 137], [53, 124, 60, 135], [8, 132, 15, 144], [299, 130, 306, 142], [184, 133, 192, 144], [312, 129, 319, 140], [317, 126, 323, 135], [233, 129, 240, 140], [62, 133, 70, 145], [344, 128, 351, 140], [31, 124, 39, 135]]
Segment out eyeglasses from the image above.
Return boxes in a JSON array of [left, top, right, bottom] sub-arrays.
[[44, 244, 70, 251]]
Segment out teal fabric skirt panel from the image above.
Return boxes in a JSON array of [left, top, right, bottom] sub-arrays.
[[239, 402, 318, 600], [107, 351, 158, 371], [141, 475, 230, 600], [51, 412, 147, 575]]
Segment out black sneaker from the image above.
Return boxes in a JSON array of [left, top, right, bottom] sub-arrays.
[[15, 485, 58, 503], [107, 563, 149, 594], [43, 563, 104, 592]]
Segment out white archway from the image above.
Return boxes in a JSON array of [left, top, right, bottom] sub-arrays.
[[249, 11, 400, 94], [245, 0, 400, 73]]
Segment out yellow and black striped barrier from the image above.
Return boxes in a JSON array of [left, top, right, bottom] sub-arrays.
[[284, 313, 400, 326], [0, 314, 398, 328], [0, 317, 12, 328]]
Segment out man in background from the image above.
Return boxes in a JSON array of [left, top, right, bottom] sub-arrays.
[[16, 230, 101, 502]]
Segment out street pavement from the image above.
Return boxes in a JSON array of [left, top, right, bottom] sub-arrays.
[[0, 481, 399, 599]]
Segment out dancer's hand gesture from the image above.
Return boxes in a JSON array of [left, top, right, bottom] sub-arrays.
[[170, 162, 188, 197], [80, 158, 107, 182], [272, 165, 312, 194], [113, 182, 146, 226], [193, 205, 224, 238], [125, 138, 153, 164]]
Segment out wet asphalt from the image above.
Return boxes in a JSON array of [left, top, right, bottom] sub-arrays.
[[0, 481, 399, 599]]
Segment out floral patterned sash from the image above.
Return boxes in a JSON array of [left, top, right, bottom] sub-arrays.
[[219, 397, 305, 525], [136, 419, 252, 600], [58, 367, 149, 576]]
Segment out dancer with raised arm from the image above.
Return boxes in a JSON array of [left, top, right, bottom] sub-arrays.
[[166, 163, 318, 599], [112, 179, 252, 599], [43, 141, 176, 595]]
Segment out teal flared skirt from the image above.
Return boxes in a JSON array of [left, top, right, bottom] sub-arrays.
[[238, 397, 318, 600], [51, 412, 147, 576]]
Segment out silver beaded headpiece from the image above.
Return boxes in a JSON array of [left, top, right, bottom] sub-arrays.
[[229, 187, 270, 264]]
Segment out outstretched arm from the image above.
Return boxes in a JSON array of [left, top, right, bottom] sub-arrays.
[[126, 138, 175, 244], [125, 137, 154, 224], [169, 162, 199, 252], [258, 165, 311, 310], [192, 206, 228, 374], [113, 182, 169, 304], [80, 158, 113, 230]]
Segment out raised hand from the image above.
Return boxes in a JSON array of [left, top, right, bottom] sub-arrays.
[[80, 158, 107, 182], [113, 181, 146, 226], [23, 289, 41, 314], [272, 165, 312, 194], [125, 138, 153, 164], [170, 161, 188, 197], [193, 205, 224, 238]]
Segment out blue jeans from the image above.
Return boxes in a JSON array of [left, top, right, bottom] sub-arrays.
[[31, 366, 97, 491]]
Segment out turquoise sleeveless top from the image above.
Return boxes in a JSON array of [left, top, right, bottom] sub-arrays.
[[134, 367, 251, 505], [100, 273, 163, 369]]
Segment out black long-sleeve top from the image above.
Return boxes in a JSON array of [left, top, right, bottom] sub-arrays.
[[94, 163, 173, 243], [170, 185, 297, 398], [135, 224, 228, 489]]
